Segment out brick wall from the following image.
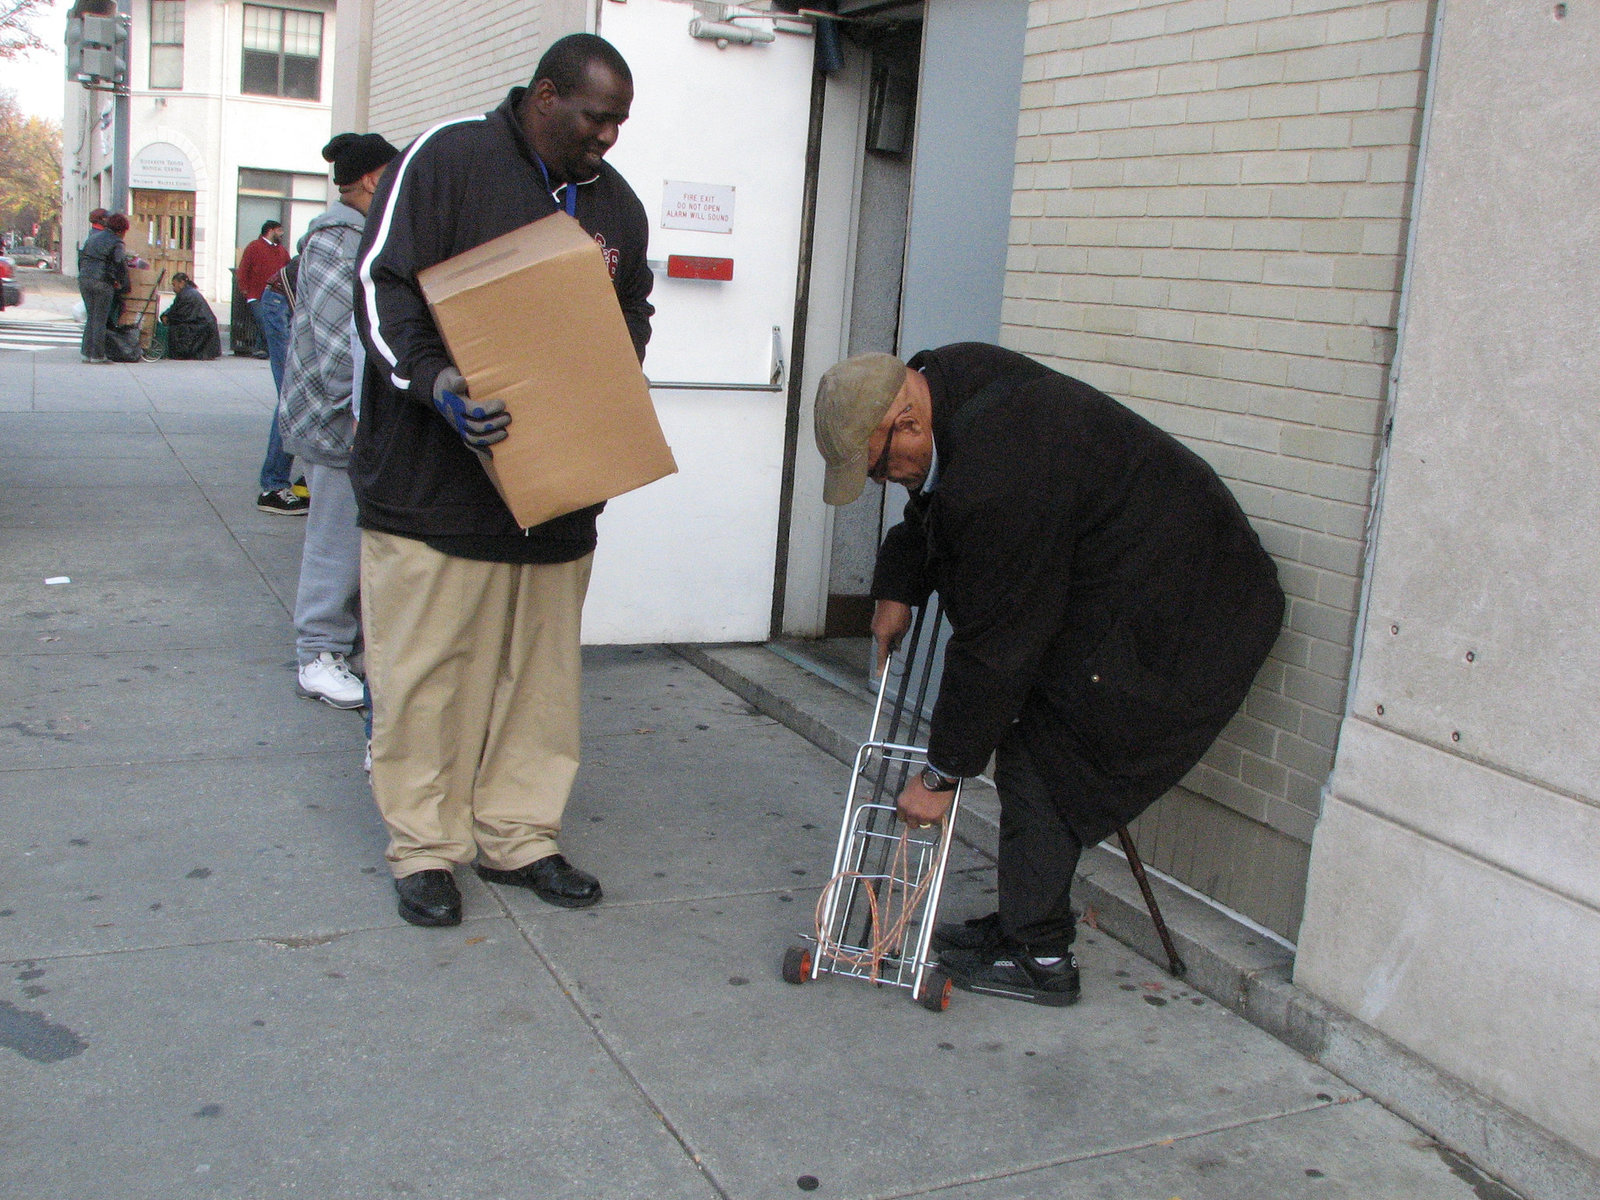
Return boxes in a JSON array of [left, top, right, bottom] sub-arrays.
[[1008, 0, 1431, 933], [367, 1, 558, 145]]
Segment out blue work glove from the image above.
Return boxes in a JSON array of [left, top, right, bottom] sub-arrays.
[[431, 367, 510, 449]]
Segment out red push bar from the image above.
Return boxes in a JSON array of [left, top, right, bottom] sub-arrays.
[[667, 254, 734, 281]]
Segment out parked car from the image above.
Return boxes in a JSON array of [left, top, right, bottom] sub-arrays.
[[8, 246, 56, 270], [0, 257, 21, 309]]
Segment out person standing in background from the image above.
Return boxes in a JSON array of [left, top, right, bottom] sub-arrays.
[[77, 208, 126, 364], [239, 220, 304, 514], [279, 132, 400, 710]]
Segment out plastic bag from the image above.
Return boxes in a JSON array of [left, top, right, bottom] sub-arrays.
[[105, 324, 143, 363]]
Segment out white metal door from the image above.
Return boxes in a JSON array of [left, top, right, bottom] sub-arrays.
[[586, 0, 816, 642]]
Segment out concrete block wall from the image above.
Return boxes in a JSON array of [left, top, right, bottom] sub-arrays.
[[1297, 0, 1600, 1169], [1007, 0, 1432, 938]]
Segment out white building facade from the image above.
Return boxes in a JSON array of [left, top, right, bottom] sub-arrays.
[[62, 0, 340, 325]]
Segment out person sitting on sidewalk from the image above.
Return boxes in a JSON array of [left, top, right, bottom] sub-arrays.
[[159, 273, 222, 360], [279, 132, 400, 710], [813, 344, 1285, 1007]]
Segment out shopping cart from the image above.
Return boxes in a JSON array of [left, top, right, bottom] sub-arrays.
[[781, 601, 1191, 1014], [782, 602, 962, 1012]]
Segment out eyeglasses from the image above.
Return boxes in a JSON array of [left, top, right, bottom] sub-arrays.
[[868, 424, 896, 483], [868, 405, 908, 483]]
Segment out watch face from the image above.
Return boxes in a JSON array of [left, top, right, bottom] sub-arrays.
[[921, 766, 954, 791]]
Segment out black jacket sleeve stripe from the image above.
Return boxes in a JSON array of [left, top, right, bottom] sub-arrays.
[[357, 114, 486, 392]]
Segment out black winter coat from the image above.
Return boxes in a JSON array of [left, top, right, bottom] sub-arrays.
[[352, 87, 654, 557], [78, 228, 128, 289], [160, 285, 221, 360], [872, 344, 1284, 844]]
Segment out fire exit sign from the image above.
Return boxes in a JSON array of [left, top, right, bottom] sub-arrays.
[[662, 181, 735, 234]]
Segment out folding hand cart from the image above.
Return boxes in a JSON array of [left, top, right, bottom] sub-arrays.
[[111, 269, 169, 362], [781, 602, 1190, 1014], [782, 602, 962, 1012]]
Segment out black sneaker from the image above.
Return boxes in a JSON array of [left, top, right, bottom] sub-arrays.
[[939, 944, 1081, 1007], [931, 911, 1005, 955], [256, 487, 309, 514]]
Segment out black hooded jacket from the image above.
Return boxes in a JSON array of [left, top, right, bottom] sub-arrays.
[[872, 344, 1285, 844], [351, 88, 654, 560], [160, 284, 221, 360]]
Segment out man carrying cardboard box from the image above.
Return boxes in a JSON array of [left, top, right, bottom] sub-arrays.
[[352, 33, 654, 928]]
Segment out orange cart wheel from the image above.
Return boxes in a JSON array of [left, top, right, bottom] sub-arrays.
[[916, 968, 953, 1012], [781, 945, 813, 985]]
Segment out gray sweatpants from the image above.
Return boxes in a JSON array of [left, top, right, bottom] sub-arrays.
[[293, 461, 362, 665]]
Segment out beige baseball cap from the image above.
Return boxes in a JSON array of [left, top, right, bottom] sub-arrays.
[[813, 353, 908, 505]]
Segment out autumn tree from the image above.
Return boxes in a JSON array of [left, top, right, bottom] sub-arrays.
[[0, 89, 63, 248], [1, 2, 62, 246]]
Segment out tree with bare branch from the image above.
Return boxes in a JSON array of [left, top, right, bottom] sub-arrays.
[[1, 1, 52, 61]]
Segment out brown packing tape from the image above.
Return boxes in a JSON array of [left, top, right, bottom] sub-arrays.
[[418, 213, 677, 529]]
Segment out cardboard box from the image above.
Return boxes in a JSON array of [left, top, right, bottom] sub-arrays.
[[418, 213, 676, 529]]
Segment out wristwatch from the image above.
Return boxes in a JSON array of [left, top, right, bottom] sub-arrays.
[[920, 765, 958, 792]]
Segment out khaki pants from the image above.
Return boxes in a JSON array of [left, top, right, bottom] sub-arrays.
[[361, 530, 592, 878]]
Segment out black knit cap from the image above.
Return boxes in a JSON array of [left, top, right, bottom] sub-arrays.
[[323, 132, 399, 186]]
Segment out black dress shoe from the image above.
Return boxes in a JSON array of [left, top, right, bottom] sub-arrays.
[[395, 869, 461, 927], [474, 853, 602, 909]]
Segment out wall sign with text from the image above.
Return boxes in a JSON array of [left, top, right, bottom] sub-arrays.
[[661, 181, 735, 234], [131, 143, 197, 190]]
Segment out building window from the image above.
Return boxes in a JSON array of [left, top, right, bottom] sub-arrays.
[[236, 168, 328, 251], [149, 1, 184, 89], [241, 5, 322, 101]]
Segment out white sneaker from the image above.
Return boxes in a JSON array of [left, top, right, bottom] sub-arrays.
[[296, 652, 365, 709]]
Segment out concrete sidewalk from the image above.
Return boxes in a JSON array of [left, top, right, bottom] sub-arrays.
[[0, 328, 1521, 1199]]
